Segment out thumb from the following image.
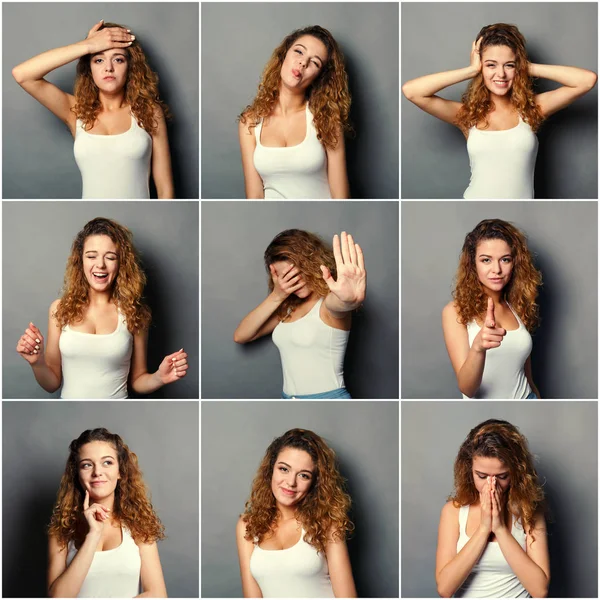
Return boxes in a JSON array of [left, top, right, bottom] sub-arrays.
[[320, 265, 332, 281], [486, 297, 495, 328]]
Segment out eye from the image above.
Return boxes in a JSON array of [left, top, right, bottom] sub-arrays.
[[300, 473, 311, 480], [279, 466, 288, 473], [81, 462, 92, 469], [115, 58, 124, 63], [501, 257, 512, 263], [94, 59, 103, 64], [103, 460, 113, 466], [311, 61, 320, 68], [294, 49, 302, 55]]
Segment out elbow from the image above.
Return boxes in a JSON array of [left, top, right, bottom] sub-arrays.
[[233, 331, 249, 344], [436, 583, 453, 598], [12, 66, 25, 85], [585, 71, 598, 91], [401, 83, 414, 101]]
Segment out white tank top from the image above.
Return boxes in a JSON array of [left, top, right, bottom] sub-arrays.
[[74, 114, 152, 199], [253, 103, 331, 199], [249, 528, 334, 598], [465, 303, 532, 399], [59, 310, 133, 399], [66, 526, 141, 598], [464, 116, 538, 199], [456, 505, 529, 598], [271, 297, 349, 395]]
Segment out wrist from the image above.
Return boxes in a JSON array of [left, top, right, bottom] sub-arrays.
[[75, 39, 92, 55], [85, 529, 102, 540], [465, 66, 480, 79], [30, 356, 48, 370], [269, 291, 287, 305], [153, 370, 166, 387]]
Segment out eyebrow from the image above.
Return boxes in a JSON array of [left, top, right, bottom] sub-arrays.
[[277, 461, 313, 474], [484, 60, 515, 64], [79, 455, 115, 463], [475, 470, 509, 476], [85, 250, 117, 255], [478, 254, 512, 258], [92, 52, 128, 58], [294, 44, 323, 65]]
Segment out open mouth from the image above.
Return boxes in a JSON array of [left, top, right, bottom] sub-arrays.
[[493, 80, 509, 87], [92, 272, 109, 282]]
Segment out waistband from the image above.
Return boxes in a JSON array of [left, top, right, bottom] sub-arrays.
[[281, 387, 352, 399]]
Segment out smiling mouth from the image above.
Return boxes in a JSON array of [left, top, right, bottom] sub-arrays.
[[91, 481, 107, 486], [280, 487, 297, 496]]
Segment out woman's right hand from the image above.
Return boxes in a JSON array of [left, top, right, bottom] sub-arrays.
[[470, 38, 483, 75], [84, 20, 134, 55], [472, 298, 506, 353], [83, 490, 110, 535], [479, 477, 493, 534], [269, 264, 305, 302], [16, 322, 45, 365]]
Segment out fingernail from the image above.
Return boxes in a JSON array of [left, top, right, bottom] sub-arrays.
[[172, 357, 176, 362], [131, 35, 136, 40], [35, 338, 40, 343], [35, 345, 40, 350], [33, 350, 38, 354]]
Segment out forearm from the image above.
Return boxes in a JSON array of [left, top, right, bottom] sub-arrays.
[[135, 591, 167, 598], [495, 528, 549, 597], [234, 293, 282, 343], [402, 66, 477, 100], [456, 347, 486, 398], [49, 532, 100, 598], [13, 41, 90, 84], [324, 291, 363, 315], [31, 360, 61, 393], [130, 371, 165, 395], [437, 528, 489, 597], [530, 62, 597, 90]]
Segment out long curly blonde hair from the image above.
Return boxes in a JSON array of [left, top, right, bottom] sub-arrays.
[[72, 21, 171, 133], [242, 429, 354, 554], [239, 26, 352, 149], [455, 23, 544, 133], [449, 419, 545, 543], [53, 217, 151, 334], [48, 428, 165, 548], [264, 229, 335, 320], [452, 219, 542, 331]]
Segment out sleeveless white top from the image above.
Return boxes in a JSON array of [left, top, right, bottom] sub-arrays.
[[456, 505, 529, 598], [74, 114, 152, 199], [271, 297, 349, 395], [66, 526, 141, 598], [250, 528, 334, 598], [253, 103, 331, 199], [464, 117, 538, 199], [465, 303, 532, 399], [59, 311, 133, 399]]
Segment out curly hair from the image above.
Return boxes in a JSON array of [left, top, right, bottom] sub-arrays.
[[72, 21, 171, 134], [264, 229, 336, 320], [449, 419, 545, 542], [53, 217, 151, 334], [241, 429, 354, 554], [48, 428, 165, 548], [452, 219, 542, 331], [239, 25, 352, 149], [455, 23, 544, 133]]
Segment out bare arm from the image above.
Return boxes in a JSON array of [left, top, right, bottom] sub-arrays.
[[136, 541, 168, 597], [532, 62, 597, 117], [238, 119, 265, 199], [326, 133, 350, 199], [326, 534, 357, 598], [524, 355, 541, 399], [236, 517, 263, 598], [151, 106, 175, 199]]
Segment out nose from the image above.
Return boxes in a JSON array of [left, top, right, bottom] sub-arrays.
[[492, 261, 502, 274], [105, 62, 114, 73], [92, 464, 102, 477]]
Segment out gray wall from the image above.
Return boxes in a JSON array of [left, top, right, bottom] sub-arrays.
[[201, 2, 399, 199], [401, 201, 598, 399], [401, 2, 598, 199], [201, 401, 399, 598], [3, 2, 199, 199], [2, 400, 199, 598], [401, 401, 598, 598], [3, 201, 199, 399], [201, 201, 399, 399]]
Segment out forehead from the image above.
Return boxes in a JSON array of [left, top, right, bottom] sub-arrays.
[[83, 234, 117, 253], [481, 45, 516, 62], [275, 447, 315, 471], [79, 440, 116, 459], [292, 35, 328, 61], [476, 238, 512, 257], [472, 455, 508, 473]]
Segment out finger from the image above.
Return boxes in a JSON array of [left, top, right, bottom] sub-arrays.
[[175, 364, 189, 373], [347, 233, 358, 265], [90, 19, 104, 34], [486, 297, 495, 328], [282, 267, 300, 282], [282, 263, 295, 278], [26, 329, 41, 345], [83, 490, 90, 510], [332, 234, 343, 267], [355, 243, 365, 271], [29, 322, 43, 338], [340, 231, 351, 264], [174, 358, 187, 368], [320, 265, 333, 281], [288, 279, 306, 293], [284, 274, 301, 288]]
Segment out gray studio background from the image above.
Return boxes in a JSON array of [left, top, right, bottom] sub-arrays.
[[401, 201, 598, 399], [401, 2, 598, 199], [202, 401, 399, 598], [3, 201, 199, 399], [2, 401, 199, 598], [201, 201, 399, 399], [201, 2, 399, 199], [402, 401, 598, 598], [3, 3, 199, 199]]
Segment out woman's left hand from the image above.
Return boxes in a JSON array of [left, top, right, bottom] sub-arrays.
[[158, 348, 188, 385], [320, 232, 366, 306], [490, 476, 507, 533]]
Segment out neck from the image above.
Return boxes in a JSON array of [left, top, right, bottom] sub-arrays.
[[489, 92, 513, 111], [485, 289, 503, 305], [98, 89, 127, 111], [277, 84, 306, 116], [87, 288, 114, 306], [276, 502, 298, 522]]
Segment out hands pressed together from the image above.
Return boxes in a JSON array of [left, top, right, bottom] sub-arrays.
[[479, 475, 506, 535]]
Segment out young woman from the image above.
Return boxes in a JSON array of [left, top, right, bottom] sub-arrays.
[[238, 26, 352, 199], [233, 230, 366, 399], [15, 217, 188, 398], [236, 428, 357, 598], [442, 219, 541, 399], [12, 20, 173, 199], [402, 23, 597, 199], [436, 419, 550, 597], [47, 428, 167, 598]]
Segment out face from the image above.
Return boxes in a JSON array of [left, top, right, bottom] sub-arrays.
[[271, 260, 312, 299], [475, 239, 514, 295], [271, 447, 315, 508], [82, 234, 119, 292], [472, 455, 511, 493], [78, 441, 121, 501], [481, 45, 516, 96], [280, 35, 328, 92], [90, 49, 129, 93]]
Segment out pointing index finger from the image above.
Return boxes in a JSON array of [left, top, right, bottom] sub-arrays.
[[486, 297, 496, 328], [83, 489, 90, 510]]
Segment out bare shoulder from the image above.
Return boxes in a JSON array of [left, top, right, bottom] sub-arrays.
[[236, 515, 249, 539], [152, 104, 166, 121], [442, 300, 459, 322], [440, 500, 459, 519], [238, 113, 253, 136], [49, 298, 61, 315]]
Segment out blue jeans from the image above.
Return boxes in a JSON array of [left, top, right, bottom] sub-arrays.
[[526, 391, 538, 399], [281, 387, 352, 399]]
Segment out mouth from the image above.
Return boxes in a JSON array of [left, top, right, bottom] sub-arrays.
[[91, 481, 107, 487], [280, 487, 297, 497], [493, 80, 509, 88], [103, 76, 116, 81], [488, 278, 504, 282], [291, 69, 302, 80], [92, 272, 109, 282]]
